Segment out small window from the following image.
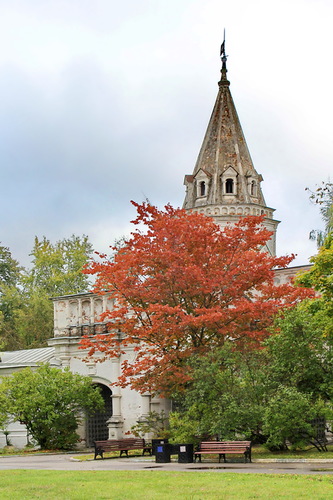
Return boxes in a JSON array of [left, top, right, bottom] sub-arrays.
[[226, 178, 234, 194], [200, 181, 206, 196], [250, 180, 256, 196]]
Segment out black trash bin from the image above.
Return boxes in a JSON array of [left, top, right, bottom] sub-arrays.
[[178, 443, 194, 463], [155, 443, 171, 463], [152, 438, 169, 456]]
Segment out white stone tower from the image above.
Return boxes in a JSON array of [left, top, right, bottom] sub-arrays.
[[183, 43, 279, 256]]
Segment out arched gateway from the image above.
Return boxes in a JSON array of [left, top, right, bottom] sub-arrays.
[[86, 383, 113, 446]]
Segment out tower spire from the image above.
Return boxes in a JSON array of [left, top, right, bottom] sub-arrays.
[[183, 43, 279, 256]]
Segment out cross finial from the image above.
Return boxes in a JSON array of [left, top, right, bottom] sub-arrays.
[[219, 30, 228, 83], [220, 29, 227, 70]]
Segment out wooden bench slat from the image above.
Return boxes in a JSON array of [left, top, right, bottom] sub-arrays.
[[194, 441, 252, 463], [94, 438, 152, 459]]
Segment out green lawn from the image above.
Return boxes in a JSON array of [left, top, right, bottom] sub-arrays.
[[0, 470, 333, 499], [252, 444, 333, 460]]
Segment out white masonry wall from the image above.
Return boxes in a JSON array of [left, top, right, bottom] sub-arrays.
[[50, 292, 171, 442]]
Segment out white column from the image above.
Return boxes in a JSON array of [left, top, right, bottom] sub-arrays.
[[102, 295, 107, 313], [53, 301, 58, 335], [90, 296, 94, 324], [140, 394, 151, 417], [78, 299, 82, 326], [107, 359, 124, 439]]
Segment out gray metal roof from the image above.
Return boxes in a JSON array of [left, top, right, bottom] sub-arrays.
[[0, 347, 57, 368]]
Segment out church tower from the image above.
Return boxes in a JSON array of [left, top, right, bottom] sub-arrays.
[[183, 43, 279, 256]]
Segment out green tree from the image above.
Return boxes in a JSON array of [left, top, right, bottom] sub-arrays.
[[25, 234, 93, 296], [19, 235, 94, 348], [131, 411, 169, 439], [169, 344, 272, 444], [297, 238, 333, 303], [0, 364, 103, 449], [307, 181, 333, 247], [13, 292, 55, 348], [267, 302, 333, 400], [0, 244, 24, 350], [263, 387, 329, 451], [0, 244, 21, 287], [0, 235, 94, 350], [169, 300, 333, 449], [0, 285, 25, 350], [0, 383, 8, 429], [260, 299, 333, 450]]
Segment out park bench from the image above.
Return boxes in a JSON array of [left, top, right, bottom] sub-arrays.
[[94, 438, 152, 460], [194, 440, 252, 463]]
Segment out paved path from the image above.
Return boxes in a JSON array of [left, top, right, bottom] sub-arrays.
[[1, 454, 333, 474]]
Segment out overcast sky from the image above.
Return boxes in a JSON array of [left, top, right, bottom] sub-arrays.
[[0, 0, 332, 268]]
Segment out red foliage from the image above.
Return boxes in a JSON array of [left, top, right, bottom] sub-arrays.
[[80, 202, 313, 397]]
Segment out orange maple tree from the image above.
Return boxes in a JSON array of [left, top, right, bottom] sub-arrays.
[[80, 202, 312, 397]]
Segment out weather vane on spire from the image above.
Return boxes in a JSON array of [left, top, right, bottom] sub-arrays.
[[220, 29, 227, 69], [219, 29, 229, 83]]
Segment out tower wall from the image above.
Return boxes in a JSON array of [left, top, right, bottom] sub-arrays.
[[183, 52, 279, 255]]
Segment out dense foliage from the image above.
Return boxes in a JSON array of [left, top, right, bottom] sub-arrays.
[[297, 237, 333, 304], [168, 300, 333, 451], [308, 181, 333, 247], [81, 202, 311, 397], [0, 235, 93, 350], [0, 364, 103, 449]]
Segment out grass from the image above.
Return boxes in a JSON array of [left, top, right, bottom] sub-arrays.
[[252, 444, 333, 460], [0, 446, 74, 456], [0, 470, 333, 499]]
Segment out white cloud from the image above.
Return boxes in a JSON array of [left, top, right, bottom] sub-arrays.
[[0, 0, 331, 267]]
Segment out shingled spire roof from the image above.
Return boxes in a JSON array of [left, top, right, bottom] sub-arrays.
[[183, 42, 279, 256]]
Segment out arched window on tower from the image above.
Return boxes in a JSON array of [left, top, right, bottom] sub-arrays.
[[200, 181, 206, 196], [250, 180, 257, 196], [226, 178, 234, 194]]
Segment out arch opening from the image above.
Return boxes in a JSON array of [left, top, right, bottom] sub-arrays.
[[86, 383, 113, 446], [199, 181, 206, 196], [226, 178, 234, 194]]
